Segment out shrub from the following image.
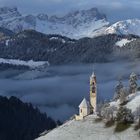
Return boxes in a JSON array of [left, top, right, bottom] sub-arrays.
[[116, 107, 134, 124], [94, 117, 102, 123], [105, 119, 115, 127], [134, 121, 140, 131], [115, 122, 131, 132]]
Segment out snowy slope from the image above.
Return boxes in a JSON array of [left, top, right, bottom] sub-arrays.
[[36, 115, 139, 140], [0, 7, 109, 39], [36, 93, 140, 140], [110, 92, 140, 113], [126, 92, 140, 112], [106, 19, 140, 36]]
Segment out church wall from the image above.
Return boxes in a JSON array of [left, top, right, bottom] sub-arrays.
[[79, 107, 90, 117]]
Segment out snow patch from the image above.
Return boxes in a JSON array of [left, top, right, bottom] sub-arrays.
[[49, 37, 66, 43], [115, 39, 134, 47], [0, 58, 49, 68], [5, 39, 10, 46], [126, 92, 140, 112]]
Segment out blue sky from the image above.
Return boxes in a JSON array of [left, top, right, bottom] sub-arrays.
[[0, 0, 140, 22]]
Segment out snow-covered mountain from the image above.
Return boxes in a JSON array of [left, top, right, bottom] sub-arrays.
[[105, 19, 140, 36], [0, 7, 109, 39], [36, 92, 140, 140]]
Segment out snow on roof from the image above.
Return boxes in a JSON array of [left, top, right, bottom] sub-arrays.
[[79, 98, 90, 108]]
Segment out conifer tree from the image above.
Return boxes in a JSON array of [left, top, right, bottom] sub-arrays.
[[129, 72, 138, 94], [113, 79, 123, 100], [116, 106, 134, 124], [119, 87, 128, 105]]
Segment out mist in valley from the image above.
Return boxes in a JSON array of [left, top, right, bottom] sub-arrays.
[[0, 61, 140, 121]]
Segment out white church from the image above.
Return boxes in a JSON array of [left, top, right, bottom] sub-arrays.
[[75, 71, 97, 120]]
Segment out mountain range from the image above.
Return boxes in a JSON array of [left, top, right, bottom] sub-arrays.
[[0, 7, 140, 65], [0, 7, 140, 39], [0, 7, 109, 39]]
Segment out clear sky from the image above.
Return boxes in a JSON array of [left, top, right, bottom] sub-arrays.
[[0, 0, 140, 22]]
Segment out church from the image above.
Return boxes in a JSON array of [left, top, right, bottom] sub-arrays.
[[75, 71, 97, 120]]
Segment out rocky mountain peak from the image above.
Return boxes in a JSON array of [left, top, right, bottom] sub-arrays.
[[48, 7, 107, 28], [0, 6, 21, 19], [37, 14, 48, 21], [0, 6, 109, 39], [64, 7, 106, 22], [105, 19, 140, 36]]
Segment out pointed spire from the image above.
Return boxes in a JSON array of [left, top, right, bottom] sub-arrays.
[[91, 64, 96, 78], [91, 70, 96, 78]]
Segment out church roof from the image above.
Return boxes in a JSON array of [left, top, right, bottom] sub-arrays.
[[79, 98, 90, 108]]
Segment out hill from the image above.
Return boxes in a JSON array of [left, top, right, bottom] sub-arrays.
[[36, 92, 140, 140], [0, 96, 56, 140], [0, 29, 139, 65]]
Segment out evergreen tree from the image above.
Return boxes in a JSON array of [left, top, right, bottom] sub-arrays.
[[116, 106, 134, 124], [101, 105, 117, 121], [113, 79, 123, 100], [119, 87, 128, 105], [134, 106, 140, 130], [129, 72, 138, 94], [0, 96, 56, 140]]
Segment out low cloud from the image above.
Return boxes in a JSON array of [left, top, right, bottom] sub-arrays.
[[0, 61, 140, 121]]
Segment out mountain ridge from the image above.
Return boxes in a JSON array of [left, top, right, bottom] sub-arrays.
[[0, 6, 109, 39], [0, 29, 138, 65], [105, 19, 140, 36]]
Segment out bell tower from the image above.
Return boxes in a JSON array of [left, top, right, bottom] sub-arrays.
[[90, 72, 97, 113]]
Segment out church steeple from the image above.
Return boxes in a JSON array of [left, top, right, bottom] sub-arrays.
[[90, 71, 97, 113]]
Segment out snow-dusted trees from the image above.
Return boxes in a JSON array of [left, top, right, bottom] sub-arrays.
[[119, 87, 128, 105], [116, 106, 134, 124], [129, 72, 138, 94], [134, 106, 140, 130], [101, 106, 117, 121], [134, 106, 140, 120], [113, 79, 123, 100]]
